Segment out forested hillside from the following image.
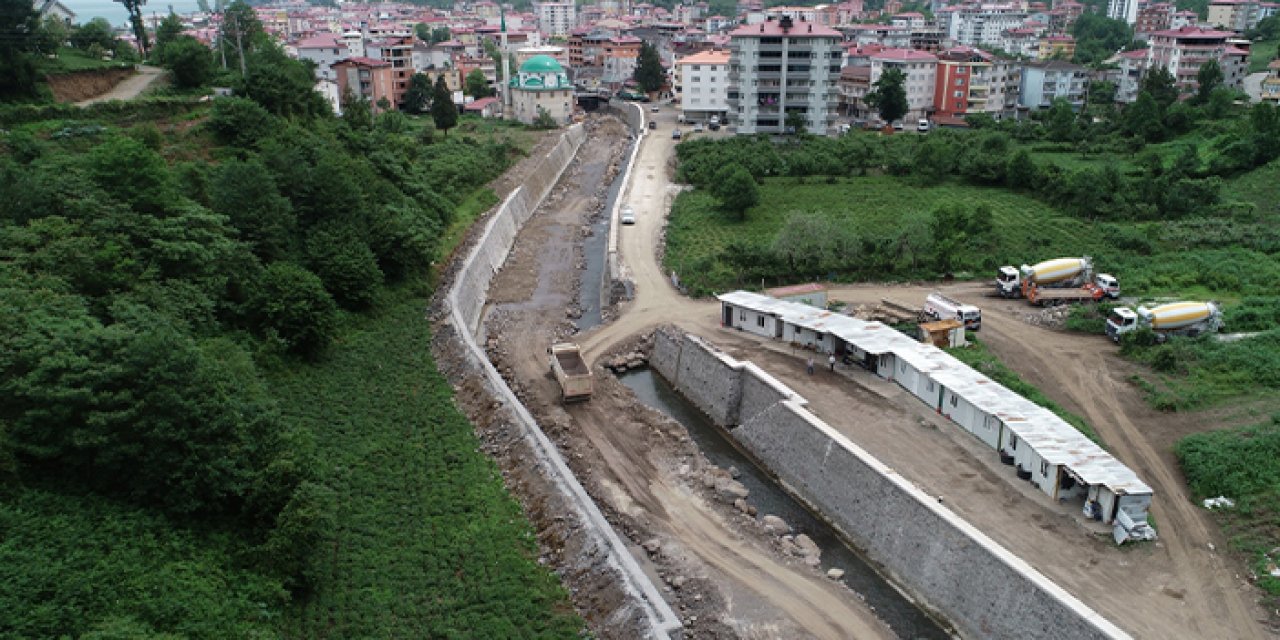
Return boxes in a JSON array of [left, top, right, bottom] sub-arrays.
[[0, 49, 580, 640]]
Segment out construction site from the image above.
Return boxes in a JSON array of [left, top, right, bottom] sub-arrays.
[[428, 104, 1275, 639]]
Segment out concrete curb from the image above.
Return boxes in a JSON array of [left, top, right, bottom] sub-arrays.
[[443, 123, 681, 639], [607, 101, 646, 287]]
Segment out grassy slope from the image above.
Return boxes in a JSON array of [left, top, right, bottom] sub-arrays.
[[275, 293, 581, 638], [1251, 39, 1278, 74]]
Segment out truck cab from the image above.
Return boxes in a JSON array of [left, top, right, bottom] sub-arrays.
[[996, 266, 1020, 298], [1095, 273, 1121, 299], [1106, 307, 1139, 342]]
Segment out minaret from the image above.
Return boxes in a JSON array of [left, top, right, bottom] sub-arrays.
[[500, 6, 512, 118]]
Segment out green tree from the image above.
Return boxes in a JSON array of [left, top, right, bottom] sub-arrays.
[[70, 17, 114, 50], [238, 46, 329, 117], [164, 36, 214, 89], [402, 72, 433, 113], [1070, 13, 1132, 65], [784, 110, 807, 135], [866, 67, 908, 125], [1044, 98, 1077, 142], [153, 12, 184, 61], [771, 212, 837, 275], [0, 0, 41, 101], [711, 163, 759, 219], [1195, 59, 1223, 105], [113, 0, 150, 58], [210, 158, 295, 260], [35, 15, 69, 55], [634, 41, 665, 94], [1123, 91, 1166, 142], [305, 224, 384, 309], [248, 261, 337, 355], [464, 68, 491, 98], [207, 96, 275, 147], [1141, 66, 1178, 108], [430, 75, 457, 136], [341, 88, 373, 129], [531, 105, 558, 129]]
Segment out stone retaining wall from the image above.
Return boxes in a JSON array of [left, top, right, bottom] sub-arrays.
[[651, 328, 1132, 640]]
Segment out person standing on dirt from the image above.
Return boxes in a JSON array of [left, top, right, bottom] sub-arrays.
[[828, 355, 836, 372], [806, 358, 814, 375]]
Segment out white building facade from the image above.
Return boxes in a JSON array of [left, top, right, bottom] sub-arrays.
[[535, 1, 578, 38], [677, 49, 732, 122], [870, 48, 938, 122], [727, 16, 842, 135], [1107, 0, 1140, 25]]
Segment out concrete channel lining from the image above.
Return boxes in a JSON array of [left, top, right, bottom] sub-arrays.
[[444, 123, 681, 638], [653, 328, 1133, 640]]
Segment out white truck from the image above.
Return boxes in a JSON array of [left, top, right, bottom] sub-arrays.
[[996, 257, 1120, 301], [1106, 302, 1223, 342], [549, 343, 593, 402], [923, 292, 982, 330]]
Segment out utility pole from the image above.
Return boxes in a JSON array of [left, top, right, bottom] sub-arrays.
[[234, 13, 246, 77]]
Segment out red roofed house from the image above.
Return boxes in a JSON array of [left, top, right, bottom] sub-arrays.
[[333, 57, 396, 112], [464, 96, 502, 117], [603, 35, 643, 88], [1261, 59, 1280, 105], [727, 16, 843, 135], [295, 34, 348, 82]]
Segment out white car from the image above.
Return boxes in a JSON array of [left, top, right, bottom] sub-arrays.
[[917, 118, 930, 133], [693, 122, 704, 133], [650, 105, 660, 112], [620, 205, 636, 225]]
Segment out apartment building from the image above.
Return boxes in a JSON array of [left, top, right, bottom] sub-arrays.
[[333, 57, 396, 111], [677, 49, 732, 122], [1262, 59, 1280, 105], [295, 34, 348, 81], [1146, 25, 1248, 95], [1018, 59, 1087, 109], [1107, 0, 1139, 25], [943, 5, 1029, 47], [727, 16, 842, 135], [933, 46, 1019, 119], [535, 1, 577, 38], [870, 48, 938, 121], [366, 36, 415, 108], [1207, 0, 1258, 32], [1135, 2, 1175, 38], [1038, 34, 1076, 59], [602, 35, 643, 87]]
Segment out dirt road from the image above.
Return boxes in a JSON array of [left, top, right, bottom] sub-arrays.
[[76, 65, 165, 106], [571, 103, 1274, 636], [482, 113, 893, 638]]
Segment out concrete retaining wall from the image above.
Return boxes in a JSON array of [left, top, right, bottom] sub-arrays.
[[604, 101, 645, 291], [651, 328, 1131, 640], [443, 124, 680, 638]]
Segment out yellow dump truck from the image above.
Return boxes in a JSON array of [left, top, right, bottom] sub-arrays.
[[549, 343, 593, 403]]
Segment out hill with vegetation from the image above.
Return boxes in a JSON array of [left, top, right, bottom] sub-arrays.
[[0, 6, 582, 638]]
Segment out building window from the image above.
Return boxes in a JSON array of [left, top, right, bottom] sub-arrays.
[[950, 394, 958, 407], [757, 315, 765, 328], [1040, 461, 1050, 476], [739, 310, 745, 321], [1010, 435, 1018, 450], [955, 78, 964, 86]]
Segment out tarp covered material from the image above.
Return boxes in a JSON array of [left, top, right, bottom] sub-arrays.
[[717, 290, 1154, 500]]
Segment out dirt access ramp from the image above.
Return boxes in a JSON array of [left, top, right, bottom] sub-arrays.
[[480, 114, 896, 639], [70, 65, 165, 106]]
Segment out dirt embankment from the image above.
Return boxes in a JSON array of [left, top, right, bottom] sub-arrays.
[[46, 67, 135, 103]]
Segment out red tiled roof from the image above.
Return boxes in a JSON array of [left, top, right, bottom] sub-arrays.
[[465, 97, 499, 111], [872, 47, 938, 61], [335, 57, 390, 67], [1150, 25, 1235, 38]]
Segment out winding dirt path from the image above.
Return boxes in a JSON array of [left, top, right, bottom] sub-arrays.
[[76, 65, 165, 106]]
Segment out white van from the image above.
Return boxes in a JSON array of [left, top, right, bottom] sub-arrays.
[[917, 119, 930, 133], [924, 292, 981, 330]]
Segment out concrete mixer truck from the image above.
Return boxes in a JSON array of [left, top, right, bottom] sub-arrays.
[[1106, 302, 1223, 343], [995, 257, 1120, 306]]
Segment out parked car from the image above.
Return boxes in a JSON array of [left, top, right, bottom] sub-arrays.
[[620, 205, 636, 225], [648, 120, 657, 129], [892, 121, 905, 131], [693, 122, 704, 133], [650, 105, 660, 112], [709, 115, 720, 126], [672, 129, 682, 139], [917, 118, 930, 133], [708, 121, 720, 131]]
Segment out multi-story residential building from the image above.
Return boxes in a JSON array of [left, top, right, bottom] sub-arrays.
[[535, 1, 577, 38], [602, 35, 643, 87], [366, 35, 415, 108], [1000, 27, 1042, 58], [727, 16, 842, 135], [1207, 0, 1258, 32], [1147, 25, 1248, 96], [1048, 1, 1085, 31], [933, 46, 1019, 120], [1261, 59, 1280, 104], [1135, 2, 1175, 38], [837, 65, 872, 118], [1038, 34, 1075, 59], [843, 23, 913, 48], [1109, 48, 1149, 102], [944, 5, 1029, 47], [870, 48, 938, 121], [1171, 9, 1200, 29], [1018, 59, 1087, 109], [1107, 0, 1139, 25], [334, 57, 396, 111], [677, 49, 731, 122], [295, 34, 348, 81]]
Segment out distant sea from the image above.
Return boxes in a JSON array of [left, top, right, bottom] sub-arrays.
[[65, 0, 206, 27]]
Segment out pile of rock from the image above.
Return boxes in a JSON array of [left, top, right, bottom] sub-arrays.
[[605, 350, 649, 374], [1020, 305, 1071, 329]]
